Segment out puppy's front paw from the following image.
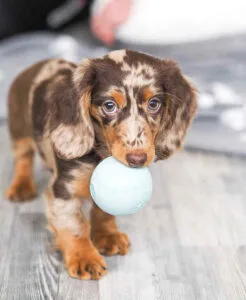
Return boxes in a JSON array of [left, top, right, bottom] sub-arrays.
[[92, 231, 130, 256], [65, 249, 107, 280], [5, 179, 37, 202]]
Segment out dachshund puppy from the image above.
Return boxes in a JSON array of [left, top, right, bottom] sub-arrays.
[[6, 50, 197, 280]]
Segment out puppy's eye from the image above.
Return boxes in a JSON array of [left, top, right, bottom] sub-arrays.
[[148, 98, 161, 113], [102, 100, 118, 114]]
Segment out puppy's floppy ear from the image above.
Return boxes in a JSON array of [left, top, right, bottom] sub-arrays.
[[155, 60, 197, 160], [50, 59, 96, 160]]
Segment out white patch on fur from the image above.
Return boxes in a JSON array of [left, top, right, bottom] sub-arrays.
[[121, 116, 150, 150], [47, 197, 85, 235], [34, 59, 75, 86], [122, 88, 141, 145], [124, 115, 139, 143], [156, 107, 185, 152], [51, 123, 94, 160], [73, 58, 91, 89], [29, 59, 76, 122], [107, 49, 126, 63], [122, 100, 149, 149], [120, 77, 154, 149], [122, 63, 155, 87]]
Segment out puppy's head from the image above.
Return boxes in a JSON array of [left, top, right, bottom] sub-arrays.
[[52, 50, 197, 165]]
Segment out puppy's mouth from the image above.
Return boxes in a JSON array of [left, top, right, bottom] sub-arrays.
[[125, 152, 147, 168], [111, 143, 154, 168], [112, 151, 149, 168]]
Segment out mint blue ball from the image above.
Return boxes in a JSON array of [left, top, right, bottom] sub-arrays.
[[90, 156, 153, 216]]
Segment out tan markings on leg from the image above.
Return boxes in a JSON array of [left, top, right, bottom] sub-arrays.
[[67, 164, 95, 200], [72, 178, 91, 200], [56, 229, 107, 280], [36, 137, 56, 170], [6, 138, 36, 202], [91, 205, 130, 256], [46, 192, 86, 235], [12, 137, 34, 158], [46, 191, 107, 280]]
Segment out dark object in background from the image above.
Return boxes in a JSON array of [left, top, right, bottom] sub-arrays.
[[0, 0, 91, 40]]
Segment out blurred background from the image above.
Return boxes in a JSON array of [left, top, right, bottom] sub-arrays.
[[1, 2, 246, 298], [0, 0, 246, 156]]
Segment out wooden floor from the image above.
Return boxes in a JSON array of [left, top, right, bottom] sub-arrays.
[[0, 124, 246, 300]]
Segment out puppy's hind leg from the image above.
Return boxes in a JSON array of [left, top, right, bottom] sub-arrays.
[[5, 62, 46, 202], [6, 138, 37, 202]]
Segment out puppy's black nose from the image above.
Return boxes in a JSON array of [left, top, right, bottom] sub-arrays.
[[126, 153, 147, 167]]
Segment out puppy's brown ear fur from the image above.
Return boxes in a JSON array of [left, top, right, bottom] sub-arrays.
[[155, 60, 197, 160], [50, 59, 95, 160]]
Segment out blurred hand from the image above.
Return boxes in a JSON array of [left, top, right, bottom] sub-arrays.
[[90, 0, 132, 46]]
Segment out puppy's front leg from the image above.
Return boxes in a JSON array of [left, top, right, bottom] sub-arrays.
[[91, 205, 130, 256], [46, 189, 107, 280]]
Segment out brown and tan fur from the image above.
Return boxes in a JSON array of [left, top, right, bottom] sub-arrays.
[[6, 50, 197, 280]]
